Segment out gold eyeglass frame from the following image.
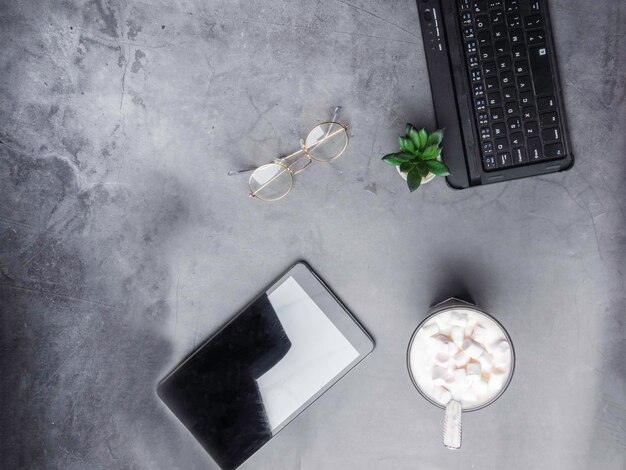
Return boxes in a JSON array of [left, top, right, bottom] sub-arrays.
[[228, 107, 349, 202], [248, 123, 349, 201]]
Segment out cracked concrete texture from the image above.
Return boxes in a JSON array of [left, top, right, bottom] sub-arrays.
[[0, 0, 624, 469]]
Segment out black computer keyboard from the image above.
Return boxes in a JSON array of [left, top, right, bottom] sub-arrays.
[[457, 0, 566, 171]]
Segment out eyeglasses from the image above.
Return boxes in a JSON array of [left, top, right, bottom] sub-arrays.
[[228, 107, 349, 201]]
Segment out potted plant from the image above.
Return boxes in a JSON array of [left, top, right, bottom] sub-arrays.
[[382, 124, 450, 191]]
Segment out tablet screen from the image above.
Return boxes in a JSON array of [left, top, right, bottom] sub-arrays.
[[257, 276, 359, 429], [158, 264, 373, 470]]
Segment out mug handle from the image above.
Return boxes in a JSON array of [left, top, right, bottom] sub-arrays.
[[443, 399, 462, 449]]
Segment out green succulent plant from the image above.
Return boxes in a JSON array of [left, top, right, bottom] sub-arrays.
[[382, 123, 450, 192]]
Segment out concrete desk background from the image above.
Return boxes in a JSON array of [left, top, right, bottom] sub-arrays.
[[1, 0, 624, 469]]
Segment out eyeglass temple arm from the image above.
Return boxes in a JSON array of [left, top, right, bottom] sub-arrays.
[[329, 106, 341, 126], [228, 168, 256, 176]]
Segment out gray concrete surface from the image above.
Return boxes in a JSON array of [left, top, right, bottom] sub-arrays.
[[1, 0, 625, 468]]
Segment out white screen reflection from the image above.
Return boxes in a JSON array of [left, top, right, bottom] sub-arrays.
[[256, 276, 359, 430]]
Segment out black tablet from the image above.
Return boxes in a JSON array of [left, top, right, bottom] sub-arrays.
[[157, 262, 374, 470]]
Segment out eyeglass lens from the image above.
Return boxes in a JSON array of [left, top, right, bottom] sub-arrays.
[[249, 163, 293, 201], [305, 123, 348, 162]]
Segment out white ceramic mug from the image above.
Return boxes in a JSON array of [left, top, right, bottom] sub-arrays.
[[407, 298, 515, 449]]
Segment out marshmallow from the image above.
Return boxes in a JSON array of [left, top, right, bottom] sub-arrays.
[[431, 333, 452, 346], [452, 350, 470, 368], [450, 311, 468, 327], [435, 352, 450, 365], [477, 350, 494, 370], [453, 367, 468, 383], [462, 338, 484, 359], [493, 351, 510, 369], [493, 339, 510, 354], [471, 324, 487, 343], [488, 372, 506, 391], [432, 365, 448, 386], [464, 317, 477, 337], [433, 386, 452, 405], [421, 322, 439, 336], [451, 326, 464, 346], [466, 361, 482, 379]]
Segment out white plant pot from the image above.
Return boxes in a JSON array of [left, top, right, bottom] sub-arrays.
[[396, 165, 436, 185]]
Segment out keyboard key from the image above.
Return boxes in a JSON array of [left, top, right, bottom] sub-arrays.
[[473, 83, 485, 97], [524, 15, 543, 30], [485, 76, 499, 90], [517, 75, 531, 90], [461, 11, 473, 25], [501, 71, 514, 86], [531, 0, 541, 12], [471, 69, 482, 82], [497, 152, 512, 167], [519, 91, 533, 105], [505, 0, 519, 12], [512, 44, 526, 59], [478, 31, 492, 45], [474, 0, 488, 13], [478, 113, 490, 125], [488, 92, 502, 106], [489, 0, 503, 8], [529, 47, 554, 96], [522, 106, 536, 120], [512, 147, 528, 164], [502, 87, 516, 100], [507, 14, 522, 28], [494, 40, 510, 55], [482, 141, 494, 154], [490, 107, 504, 121], [476, 15, 489, 29], [493, 122, 507, 137], [527, 31, 546, 45], [538, 96, 556, 112], [490, 9, 505, 24], [468, 55, 480, 67], [505, 101, 519, 116], [540, 112, 558, 127], [495, 138, 509, 152], [514, 60, 529, 74], [480, 46, 494, 60], [541, 127, 561, 142], [483, 61, 497, 75], [528, 137, 543, 160], [480, 126, 492, 139], [507, 117, 522, 130], [458, 0, 471, 10], [476, 98, 487, 111], [544, 142, 565, 158], [466, 40, 478, 53], [493, 25, 507, 40], [498, 56, 512, 70], [509, 29, 523, 44], [510, 132, 524, 146], [464, 25, 476, 39], [524, 120, 539, 136], [483, 155, 497, 170]]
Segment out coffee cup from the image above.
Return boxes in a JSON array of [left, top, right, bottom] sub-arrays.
[[407, 298, 515, 449]]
